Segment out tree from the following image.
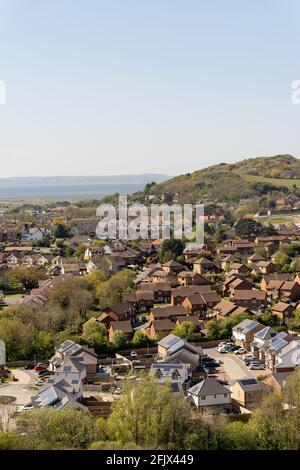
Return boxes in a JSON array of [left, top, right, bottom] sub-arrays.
[[235, 218, 262, 238], [273, 252, 290, 269], [290, 257, 300, 272], [82, 320, 108, 348], [7, 266, 46, 290], [16, 408, 100, 450], [159, 239, 184, 263], [73, 243, 87, 258], [0, 317, 34, 360], [107, 377, 191, 448], [97, 270, 135, 309], [172, 321, 196, 341], [249, 392, 298, 449], [112, 330, 126, 349], [132, 331, 149, 347], [52, 223, 70, 239]]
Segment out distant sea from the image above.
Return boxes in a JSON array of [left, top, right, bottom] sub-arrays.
[[0, 175, 168, 201]]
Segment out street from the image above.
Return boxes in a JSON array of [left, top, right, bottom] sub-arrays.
[[204, 347, 268, 382], [0, 368, 36, 406]]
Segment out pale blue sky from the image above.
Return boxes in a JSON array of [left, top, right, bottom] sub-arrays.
[[1, 0, 300, 177]]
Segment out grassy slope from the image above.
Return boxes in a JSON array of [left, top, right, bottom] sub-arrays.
[[242, 174, 300, 189]]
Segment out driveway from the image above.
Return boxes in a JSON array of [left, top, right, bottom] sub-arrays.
[[204, 347, 256, 382], [0, 368, 36, 406]]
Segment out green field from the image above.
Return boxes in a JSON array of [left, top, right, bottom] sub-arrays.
[[242, 174, 300, 189]]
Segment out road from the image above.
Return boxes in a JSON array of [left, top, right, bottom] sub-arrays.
[[0, 368, 36, 406], [204, 347, 256, 382]]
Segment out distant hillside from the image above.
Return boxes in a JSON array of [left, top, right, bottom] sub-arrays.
[[132, 155, 300, 205], [0, 174, 168, 186]]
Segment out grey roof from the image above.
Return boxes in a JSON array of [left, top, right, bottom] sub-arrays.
[[188, 378, 230, 397], [254, 326, 277, 340], [56, 339, 76, 354]]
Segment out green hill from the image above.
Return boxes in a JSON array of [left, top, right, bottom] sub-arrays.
[[133, 155, 300, 206]]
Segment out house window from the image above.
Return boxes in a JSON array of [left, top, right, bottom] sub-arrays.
[[224, 393, 227, 397], [201, 396, 206, 400]]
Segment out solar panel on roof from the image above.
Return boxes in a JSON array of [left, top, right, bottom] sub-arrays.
[[39, 387, 57, 407], [240, 379, 257, 385], [244, 321, 258, 331], [63, 366, 72, 372], [167, 336, 179, 347], [276, 332, 287, 339], [256, 327, 268, 338], [272, 338, 287, 350], [71, 379, 79, 384]]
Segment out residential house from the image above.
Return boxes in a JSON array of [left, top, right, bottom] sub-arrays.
[[84, 245, 104, 261], [149, 305, 187, 323], [232, 290, 267, 311], [151, 269, 177, 285], [48, 340, 97, 376], [232, 319, 265, 349], [193, 257, 219, 275], [212, 299, 248, 319], [230, 378, 267, 410], [187, 378, 231, 412], [157, 334, 202, 370], [260, 273, 293, 291], [104, 301, 135, 322], [31, 381, 89, 412], [171, 285, 212, 306], [221, 255, 240, 270], [177, 271, 210, 287], [182, 291, 220, 318], [253, 261, 276, 275], [161, 260, 185, 275], [108, 321, 133, 343], [246, 253, 264, 266], [226, 277, 253, 297], [274, 340, 300, 373], [121, 291, 155, 312], [250, 326, 278, 361], [263, 372, 293, 394], [149, 363, 192, 388], [148, 319, 174, 339], [227, 263, 250, 277], [139, 282, 172, 303], [272, 302, 294, 324], [223, 275, 252, 296]]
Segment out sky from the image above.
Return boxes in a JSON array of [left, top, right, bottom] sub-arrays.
[[1, 0, 300, 177]]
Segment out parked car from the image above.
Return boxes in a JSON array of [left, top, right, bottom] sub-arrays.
[[243, 355, 255, 362], [114, 387, 122, 394], [130, 351, 138, 357], [249, 363, 265, 370], [38, 370, 54, 377], [234, 348, 246, 355], [35, 379, 46, 386], [226, 345, 239, 352], [20, 403, 34, 411], [34, 364, 48, 372], [218, 347, 228, 354], [24, 362, 35, 370]]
